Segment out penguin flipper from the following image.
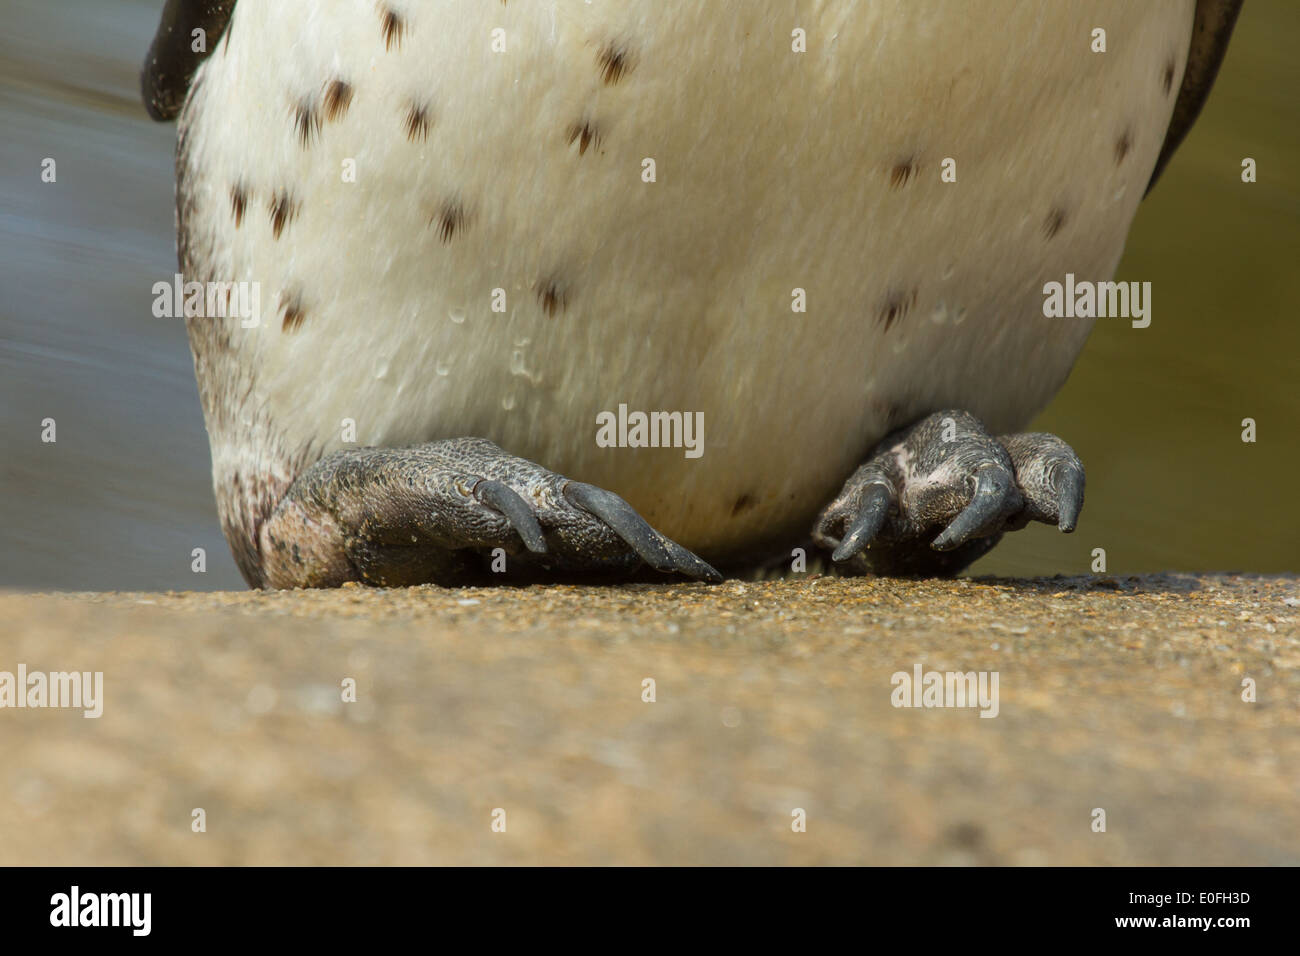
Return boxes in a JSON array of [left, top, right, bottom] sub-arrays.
[[1146, 0, 1245, 195], [141, 0, 237, 121]]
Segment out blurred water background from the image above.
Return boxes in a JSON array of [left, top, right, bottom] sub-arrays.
[[1, 0, 1296, 591]]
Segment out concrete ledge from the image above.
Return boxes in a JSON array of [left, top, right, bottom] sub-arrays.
[[1, 573, 1296, 864]]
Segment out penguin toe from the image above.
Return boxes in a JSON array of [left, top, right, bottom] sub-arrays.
[[563, 480, 722, 582], [830, 483, 892, 562], [931, 463, 1021, 551], [996, 433, 1086, 534]]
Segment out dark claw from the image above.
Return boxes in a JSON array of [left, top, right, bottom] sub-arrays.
[[474, 479, 547, 553], [932, 465, 1015, 551], [1054, 464, 1084, 533], [832, 483, 892, 562], [662, 539, 724, 584], [562, 481, 676, 571], [562, 481, 720, 582]]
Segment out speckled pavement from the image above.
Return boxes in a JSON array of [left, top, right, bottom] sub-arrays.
[[1, 573, 1297, 865]]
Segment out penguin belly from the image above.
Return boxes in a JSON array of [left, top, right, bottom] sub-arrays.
[[178, 0, 1193, 561]]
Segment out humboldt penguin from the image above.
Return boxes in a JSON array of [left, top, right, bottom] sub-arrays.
[[142, 0, 1241, 587]]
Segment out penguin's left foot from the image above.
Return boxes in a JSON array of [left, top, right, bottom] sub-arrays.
[[812, 410, 1084, 577]]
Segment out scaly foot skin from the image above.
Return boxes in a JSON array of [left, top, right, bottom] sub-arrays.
[[259, 437, 721, 588], [813, 411, 1084, 577]]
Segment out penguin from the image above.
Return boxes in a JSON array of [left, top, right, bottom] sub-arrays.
[[142, 0, 1242, 588]]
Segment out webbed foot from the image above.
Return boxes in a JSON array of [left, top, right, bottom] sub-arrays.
[[813, 410, 1084, 577], [259, 438, 721, 588]]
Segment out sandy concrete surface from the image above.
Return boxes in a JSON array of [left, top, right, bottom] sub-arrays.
[[0, 573, 1297, 865]]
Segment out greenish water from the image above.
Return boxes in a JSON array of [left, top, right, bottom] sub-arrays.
[[1, 1, 1296, 590], [977, 0, 1300, 578]]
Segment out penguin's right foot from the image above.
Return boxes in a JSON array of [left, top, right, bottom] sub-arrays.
[[812, 410, 1085, 577], [255, 438, 721, 588]]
